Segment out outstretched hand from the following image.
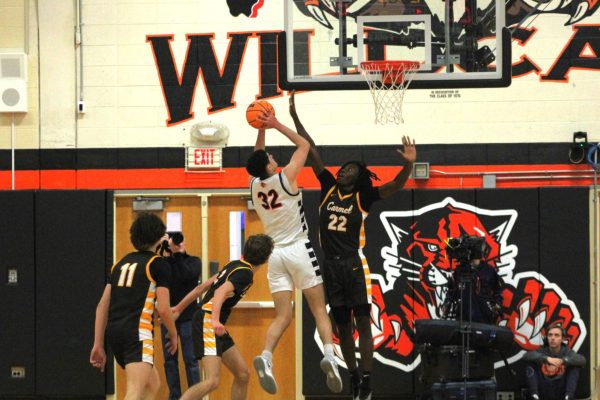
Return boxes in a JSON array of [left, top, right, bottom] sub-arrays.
[[397, 135, 416, 163], [289, 90, 297, 117]]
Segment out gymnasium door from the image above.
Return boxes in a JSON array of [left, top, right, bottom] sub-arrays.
[[114, 195, 296, 400]]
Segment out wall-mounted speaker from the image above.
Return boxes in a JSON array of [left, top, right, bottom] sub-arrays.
[[0, 53, 28, 113]]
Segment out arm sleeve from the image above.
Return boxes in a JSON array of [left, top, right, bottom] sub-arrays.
[[317, 169, 337, 202], [227, 268, 253, 294], [522, 349, 548, 365], [150, 257, 172, 288], [359, 187, 382, 212], [563, 349, 586, 367]]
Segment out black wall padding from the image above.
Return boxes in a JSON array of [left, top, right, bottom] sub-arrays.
[[0, 191, 36, 396], [35, 191, 108, 397], [303, 187, 591, 399], [104, 190, 115, 395], [539, 187, 590, 398], [301, 190, 333, 395]]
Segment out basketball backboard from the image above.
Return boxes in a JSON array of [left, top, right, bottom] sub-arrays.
[[279, 0, 511, 90]]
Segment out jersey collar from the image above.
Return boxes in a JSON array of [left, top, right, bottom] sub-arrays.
[[240, 259, 254, 270]]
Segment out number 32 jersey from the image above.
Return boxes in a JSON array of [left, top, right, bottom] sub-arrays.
[[250, 172, 309, 247]]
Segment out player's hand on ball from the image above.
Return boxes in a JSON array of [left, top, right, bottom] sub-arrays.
[[257, 110, 277, 129]]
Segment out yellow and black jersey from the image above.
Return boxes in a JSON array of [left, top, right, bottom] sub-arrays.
[[200, 259, 254, 323], [107, 251, 171, 341], [317, 169, 380, 259]]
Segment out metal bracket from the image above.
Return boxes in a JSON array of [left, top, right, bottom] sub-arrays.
[[436, 54, 461, 65], [330, 56, 354, 68]]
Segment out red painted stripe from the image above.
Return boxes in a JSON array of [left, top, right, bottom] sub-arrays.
[[0, 164, 593, 190]]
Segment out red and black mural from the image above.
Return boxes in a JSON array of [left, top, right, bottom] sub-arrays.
[[301, 187, 590, 398], [226, 0, 266, 18]]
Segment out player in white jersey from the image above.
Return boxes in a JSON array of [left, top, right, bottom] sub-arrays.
[[246, 110, 342, 395]]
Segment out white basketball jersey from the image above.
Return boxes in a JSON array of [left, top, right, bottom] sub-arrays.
[[250, 172, 308, 247]]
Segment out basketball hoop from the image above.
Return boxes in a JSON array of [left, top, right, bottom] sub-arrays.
[[360, 60, 420, 124]]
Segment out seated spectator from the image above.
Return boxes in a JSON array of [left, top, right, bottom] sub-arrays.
[[523, 324, 585, 400]]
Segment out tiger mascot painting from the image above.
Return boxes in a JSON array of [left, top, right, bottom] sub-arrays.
[[315, 197, 587, 372]]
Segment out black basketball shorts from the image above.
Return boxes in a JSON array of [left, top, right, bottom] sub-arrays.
[[192, 310, 235, 359], [322, 254, 369, 308]]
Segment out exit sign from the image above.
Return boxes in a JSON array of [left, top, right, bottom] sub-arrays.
[[186, 147, 222, 171]]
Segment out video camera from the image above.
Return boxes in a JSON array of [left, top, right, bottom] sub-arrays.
[[444, 234, 488, 264], [159, 231, 184, 255]]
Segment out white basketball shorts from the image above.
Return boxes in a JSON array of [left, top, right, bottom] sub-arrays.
[[267, 239, 323, 293]]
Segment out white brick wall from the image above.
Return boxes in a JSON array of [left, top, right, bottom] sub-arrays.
[[0, 0, 599, 149]]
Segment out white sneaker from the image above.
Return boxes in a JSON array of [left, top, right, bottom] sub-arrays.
[[253, 355, 278, 394], [320, 356, 343, 393]]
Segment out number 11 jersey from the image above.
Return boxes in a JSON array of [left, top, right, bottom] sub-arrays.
[[107, 251, 171, 341], [250, 172, 309, 247]]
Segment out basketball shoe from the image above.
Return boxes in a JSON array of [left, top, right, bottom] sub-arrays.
[[253, 355, 277, 394]]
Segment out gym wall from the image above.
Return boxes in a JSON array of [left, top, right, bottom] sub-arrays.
[[0, 190, 112, 399], [302, 187, 591, 399], [0, 0, 599, 153]]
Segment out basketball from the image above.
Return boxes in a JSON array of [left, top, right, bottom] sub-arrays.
[[246, 100, 274, 129]]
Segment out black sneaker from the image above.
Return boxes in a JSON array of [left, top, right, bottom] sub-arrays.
[[350, 373, 361, 400], [359, 385, 372, 400]]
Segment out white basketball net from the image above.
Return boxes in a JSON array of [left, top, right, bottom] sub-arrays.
[[361, 61, 419, 124]]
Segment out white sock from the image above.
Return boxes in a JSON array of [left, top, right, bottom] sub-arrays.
[[261, 350, 273, 362], [323, 343, 335, 358]]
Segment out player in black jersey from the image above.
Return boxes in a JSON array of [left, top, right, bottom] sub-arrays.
[[174, 234, 274, 400], [289, 91, 417, 400], [90, 212, 178, 400]]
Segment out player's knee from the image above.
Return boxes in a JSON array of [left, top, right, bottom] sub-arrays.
[[355, 315, 371, 332], [146, 375, 160, 394], [276, 309, 293, 326], [337, 321, 353, 337], [205, 376, 220, 392], [235, 367, 251, 384]]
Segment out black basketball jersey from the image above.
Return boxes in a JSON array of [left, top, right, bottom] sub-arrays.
[[107, 251, 171, 341], [200, 260, 254, 323], [318, 169, 380, 259]]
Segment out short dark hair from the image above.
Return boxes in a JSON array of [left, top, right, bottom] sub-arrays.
[[546, 323, 566, 338], [130, 212, 166, 251], [338, 160, 380, 191], [246, 149, 270, 179], [243, 234, 274, 266]]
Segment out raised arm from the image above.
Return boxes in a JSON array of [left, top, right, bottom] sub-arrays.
[[288, 91, 325, 176], [254, 128, 266, 151], [173, 274, 218, 317], [377, 135, 417, 199], [259, 111, 309, 188], [90, 284, 111, 372]]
